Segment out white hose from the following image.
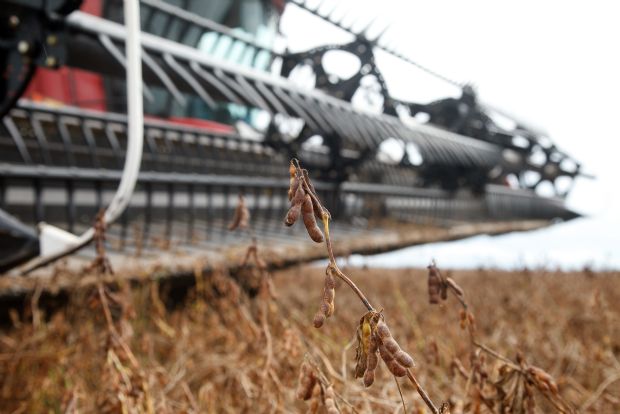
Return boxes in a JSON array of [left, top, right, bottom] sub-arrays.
[[104, 0, 144, 224], [21, 0, 144, 274]]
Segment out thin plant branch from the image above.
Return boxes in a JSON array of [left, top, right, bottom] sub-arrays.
[[289, 159, 440, 414]]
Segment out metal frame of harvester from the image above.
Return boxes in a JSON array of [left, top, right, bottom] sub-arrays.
[[0, 0, 583, 275]]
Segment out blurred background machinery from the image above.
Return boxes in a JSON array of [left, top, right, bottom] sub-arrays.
[[0, 0, 583, 274]]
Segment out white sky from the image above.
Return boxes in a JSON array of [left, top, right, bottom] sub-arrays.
[[281, 1, 620, 269]]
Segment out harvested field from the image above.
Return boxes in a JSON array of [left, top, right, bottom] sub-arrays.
[[0, 264, 618, 413]]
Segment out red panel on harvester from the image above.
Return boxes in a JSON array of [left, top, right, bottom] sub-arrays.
[[22, 0, 105, 111]]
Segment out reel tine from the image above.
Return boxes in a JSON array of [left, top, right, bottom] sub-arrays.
[[371, 21, 393, 44], [319, 0, 339, 17], [326, 1, 345, 21], [309, 0, 329, 13], [357, 16, 380, 38]]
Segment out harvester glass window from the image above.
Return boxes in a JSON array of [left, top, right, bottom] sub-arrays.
[[143, 0, 279, 127]]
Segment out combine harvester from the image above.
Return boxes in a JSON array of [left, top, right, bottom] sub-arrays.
[[0, 0, 583, 290]]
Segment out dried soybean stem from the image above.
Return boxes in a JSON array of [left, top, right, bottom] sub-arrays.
[[441, 272, 519, 371], [261, 303, 274, 378], [341, 335, 357, 385], [449, 283, 520, 370], [438, 270, 573, 412], [294, 158, 373, 311], [449, 285, 468, 310], [305, 354, 361, 414], [406, 369, 440, 414], [292, 159, 439, 414], [473, 340, 519, 369], [435, 266, 575, 414], [97, 282, 140, 370], [580, 372, 620, 411], [323, 216, 373, 312], [97, 282, 117, 336], [394, 376, 407, 414]]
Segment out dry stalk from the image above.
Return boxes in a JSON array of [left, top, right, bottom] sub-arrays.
[[88, 209, 114, 275], [427, 262, 576, 413], [302, 354, 361, 414], [30, 282, 43, 330], [580, 371, 620, 411], [393, 376, 407, 413], [229, 194, 277, 381], [286, 159, 442, 414], [82, 210, 152, 411]]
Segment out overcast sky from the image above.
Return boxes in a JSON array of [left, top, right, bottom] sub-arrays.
[[281, 1, 620, 269]]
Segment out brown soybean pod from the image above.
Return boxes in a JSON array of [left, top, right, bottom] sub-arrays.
[[288, 163, 298, 201], [324, 386, 339, 414], [379, 344, 407, 377], [459, 309, 467, 330], [228, 195, 248, 230], [285, 203, 301, 226], [293, 182, 306, 204], [354, 316, 368, 378], [295, 362, 317, 400], [289, 161, 296, 179], [367, 341, 379, 371], [323, 288, 335, 317], [308, 383, 321, 414], [313, 268, 335, 327], [428, 265, 442, 304], [394, 349, 414, 368], [363, 333, 379, 387], [313, 312, 326, 329], [467, 311, 477, 331], [302, 194, 324, 243], [446, 277, 464, 297], [387, 360, 408, 377], [285, 184, 306, 226], [363, 369, 375, 388], [302, 169, 324, 219], [238, 200, 250, 229], [378, 342, 394, 363], [228, 209, 241, 230], [440, 283, 448, 300], [382, 337, 414, 368], [375, 320, 391, 340], [383, 337, 400, 354], [288, 176, 299, 201], [377, 321, 414, 368], [325, 266, 337, 289]]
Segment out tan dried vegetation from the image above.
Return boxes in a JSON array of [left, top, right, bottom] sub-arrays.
[[0, 160, 618, 413]]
